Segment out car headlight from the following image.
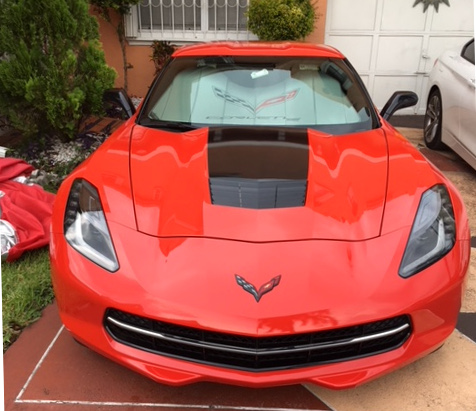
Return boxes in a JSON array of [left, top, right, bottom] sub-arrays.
[[399, 185, 455, 278], [64, 179, 119, 272]]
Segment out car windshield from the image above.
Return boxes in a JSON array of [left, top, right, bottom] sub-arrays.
[[139, 56, 377, 134]]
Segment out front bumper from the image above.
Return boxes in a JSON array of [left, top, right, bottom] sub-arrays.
[[50, 221, 470, 389]]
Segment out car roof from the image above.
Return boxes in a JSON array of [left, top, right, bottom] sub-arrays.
[[172, 42, 345, 59]]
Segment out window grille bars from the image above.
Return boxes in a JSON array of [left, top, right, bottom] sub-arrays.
[[131, 0, 252, 41]]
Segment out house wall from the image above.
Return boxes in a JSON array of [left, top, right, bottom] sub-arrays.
[[306, 0, 328, 46], [94, 9, 156, 98], [94, 0, 328, 98]]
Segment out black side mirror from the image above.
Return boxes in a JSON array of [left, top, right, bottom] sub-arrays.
[[380, 91, 418, 121], [103, 88, 136, 120]]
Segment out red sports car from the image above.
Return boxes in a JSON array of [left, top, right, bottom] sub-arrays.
[[50, 42, 471, 389]]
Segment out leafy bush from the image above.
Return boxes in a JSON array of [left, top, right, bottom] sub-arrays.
[[247, 0, 316, 41], [89, 0, 140, 15], [150, 41, 176, 74], [0, 0, 116, 141]]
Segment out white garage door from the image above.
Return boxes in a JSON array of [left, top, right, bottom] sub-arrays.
[[325, 0, 474, 113]]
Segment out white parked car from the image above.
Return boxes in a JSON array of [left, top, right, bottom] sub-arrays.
[[424, 38, 476, 170]]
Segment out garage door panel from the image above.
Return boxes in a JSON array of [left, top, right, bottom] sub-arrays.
[[328, 0, 378, 31], [325, 0, 474, 113], [372, 76, 419, 111], [430, 1, 474, 31], [360, 75, 370, 90], [326, 35, 373, 72], [376, 36, 424, 72], [381, 0, 427, 31]]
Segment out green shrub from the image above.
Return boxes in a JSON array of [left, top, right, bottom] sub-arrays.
[[150, 41, 176, 75], [89, 0, 140, 15], [247, 0, 316, 41], [0, 0, 116, 141]]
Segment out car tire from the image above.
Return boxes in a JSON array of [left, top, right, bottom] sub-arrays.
[[424, 89, 445, 150]]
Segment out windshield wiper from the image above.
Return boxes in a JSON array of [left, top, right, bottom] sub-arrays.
[[139, 118, 197, 132]]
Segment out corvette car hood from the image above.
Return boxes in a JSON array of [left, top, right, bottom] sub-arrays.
[[130, 125, 388, 241]]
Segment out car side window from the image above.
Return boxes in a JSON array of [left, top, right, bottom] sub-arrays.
[[461, 39, 475, 65]]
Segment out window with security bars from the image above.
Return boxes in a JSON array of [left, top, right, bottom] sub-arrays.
[[126, 0, 255, 42]]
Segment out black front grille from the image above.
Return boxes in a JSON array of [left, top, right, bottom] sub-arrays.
[[104, 308, 412, 372]]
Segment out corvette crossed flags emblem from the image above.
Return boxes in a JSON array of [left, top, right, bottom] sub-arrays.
[[235, 275, 281, 302]]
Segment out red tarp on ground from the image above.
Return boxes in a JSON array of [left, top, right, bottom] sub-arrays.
[[0, 158, 55, 262]]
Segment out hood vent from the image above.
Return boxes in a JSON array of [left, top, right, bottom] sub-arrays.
[[210, 178, 307, 209], [208, 127, 309, 209]]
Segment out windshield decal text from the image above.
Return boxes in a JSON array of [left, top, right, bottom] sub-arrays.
[[212, 87, 299, 115]]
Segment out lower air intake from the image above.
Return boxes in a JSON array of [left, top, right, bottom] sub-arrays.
[[104, 309, 412, 372]]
